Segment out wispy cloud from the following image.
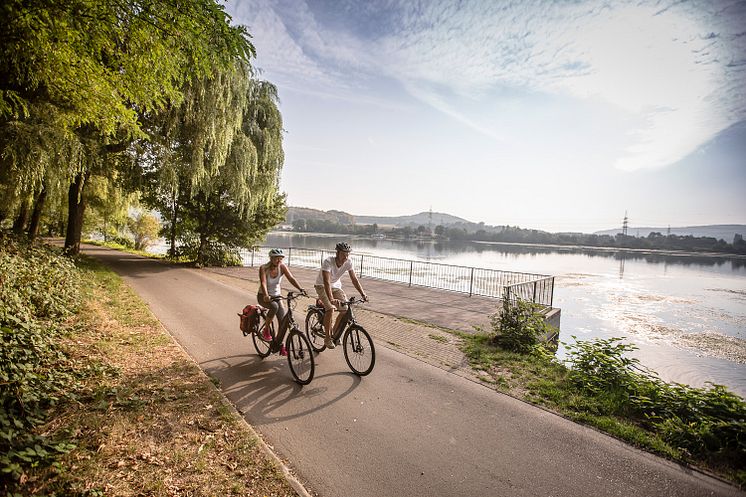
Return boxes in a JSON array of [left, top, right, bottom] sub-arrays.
[[374, 0, 745, 170], [227, 0, 746, 171]]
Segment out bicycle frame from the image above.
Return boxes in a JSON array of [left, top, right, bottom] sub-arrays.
[[272, 292, 304, 347], [311, 297, 362, 342]]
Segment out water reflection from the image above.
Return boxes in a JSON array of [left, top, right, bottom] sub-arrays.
[[268, 233, 746, 275]]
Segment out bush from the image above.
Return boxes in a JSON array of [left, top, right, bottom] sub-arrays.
[[179, 241, 242, 267], [565, 336, 746, 468], [109, 235, 135, 249], [491, 299, 556, 354], [0, 235, 82, 484]]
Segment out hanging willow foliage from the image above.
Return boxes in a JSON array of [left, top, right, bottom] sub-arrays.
[[140, 61, 286, 262]]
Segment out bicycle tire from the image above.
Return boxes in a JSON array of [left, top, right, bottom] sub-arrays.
[[343, 325, 375, 376], [252, 315, 275, 358], [305, 308, 326, 353], [286, 328, 315, 385]]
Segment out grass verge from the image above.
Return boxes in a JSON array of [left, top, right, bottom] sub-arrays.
[[459, 332, 745, 488], [16, 255, 297, 496]]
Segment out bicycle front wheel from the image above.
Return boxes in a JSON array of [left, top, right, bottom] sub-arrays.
[[286, 328, 315, 385], [343, 325, 375, 376], [305, 308, 326, 352], [252, 316, 274, 358]]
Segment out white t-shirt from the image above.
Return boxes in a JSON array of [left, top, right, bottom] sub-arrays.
[[315, 256, 353, 289]]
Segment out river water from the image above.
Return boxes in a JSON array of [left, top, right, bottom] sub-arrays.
[[263, 232, 746, 397]]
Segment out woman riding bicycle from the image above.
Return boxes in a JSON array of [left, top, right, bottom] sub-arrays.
[[257, 248, 305, 355]]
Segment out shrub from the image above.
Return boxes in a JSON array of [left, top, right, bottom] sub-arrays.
[[0, 235, 82, 483], [491, 299, 556, 355], [565, 336, 746, 468]]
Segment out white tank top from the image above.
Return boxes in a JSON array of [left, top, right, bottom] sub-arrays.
[[264, 264, 284, 297]]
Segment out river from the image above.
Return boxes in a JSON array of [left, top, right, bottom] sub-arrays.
[[261, 232, 746, 397]]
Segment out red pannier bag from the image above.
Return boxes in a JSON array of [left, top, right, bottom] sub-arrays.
[[239, 305, 261, 336]]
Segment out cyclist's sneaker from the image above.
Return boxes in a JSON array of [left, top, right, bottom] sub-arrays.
[[325, 337, 335, 349], [280, 344, 288, 356], [262, 326, 272, 341]]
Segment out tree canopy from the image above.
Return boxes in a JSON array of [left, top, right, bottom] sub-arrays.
[[1, 0, 288, 260]]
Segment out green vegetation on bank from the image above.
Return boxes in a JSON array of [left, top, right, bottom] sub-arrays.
[[0, 236, 295, 495], [462, 300, 746, 487]]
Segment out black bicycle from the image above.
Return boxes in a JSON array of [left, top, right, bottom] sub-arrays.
[[305, 297, 375, 376], [251, 291, 315, 385]]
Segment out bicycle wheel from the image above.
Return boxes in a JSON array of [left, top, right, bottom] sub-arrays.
[[343, 325, 375, 376], [286, 328, 315, 385], [252, 316, 275, 358], [305, 308, 326, 353]]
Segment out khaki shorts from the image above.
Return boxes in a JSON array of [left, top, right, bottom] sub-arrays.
[[314, 285, 347, 312]]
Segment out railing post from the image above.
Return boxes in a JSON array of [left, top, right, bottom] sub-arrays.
[[533, 280, 537, 303], [287, 247, 292, 266], [251, 247, 254, 267], [469, 267, 474, 297], [409, 261, 413, 287], [360, 254, 364, 276]]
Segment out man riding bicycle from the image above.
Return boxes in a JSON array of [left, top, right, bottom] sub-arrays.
[[314, 242, 368, 349]]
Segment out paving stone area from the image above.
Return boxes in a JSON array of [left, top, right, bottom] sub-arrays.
[[203, 266, 502, 383]]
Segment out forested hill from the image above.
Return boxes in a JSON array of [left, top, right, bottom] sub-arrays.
[[594, 225, 746, 243], [286, 207, 471, 227]]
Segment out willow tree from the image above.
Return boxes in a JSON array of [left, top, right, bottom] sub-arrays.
[[140, 66, 286, 265], [0, 0, 254, 253]]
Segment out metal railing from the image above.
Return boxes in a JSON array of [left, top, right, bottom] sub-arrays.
[[503, 278, 555, 307], [240, 246, 554, 307]]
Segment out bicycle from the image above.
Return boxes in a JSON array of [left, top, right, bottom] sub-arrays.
[[249, 291, 315, 385], [305, 297, 375, 376]]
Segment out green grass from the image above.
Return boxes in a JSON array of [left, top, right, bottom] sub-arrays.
[[459, 332, 745, 488]]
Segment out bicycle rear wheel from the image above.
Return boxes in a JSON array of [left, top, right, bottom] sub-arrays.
[[305, 308, 326, 352], [287, 328, 315, 385], [252, 316, 274, 358], [343, 325, 375, 376]]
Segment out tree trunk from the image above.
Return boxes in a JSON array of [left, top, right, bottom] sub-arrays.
[[64, 171, 89, 255], [27, 186, 48, 240], [169, 188, 178, 258], [12, 198, 30, 234], [197, 232, 207, 266]]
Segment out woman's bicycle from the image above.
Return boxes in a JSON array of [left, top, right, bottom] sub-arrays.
[[305, 297, 375, 376], [250, 291, 315, 385]]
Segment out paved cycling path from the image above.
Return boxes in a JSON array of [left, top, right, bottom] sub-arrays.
[[83, 245, 743, 497]]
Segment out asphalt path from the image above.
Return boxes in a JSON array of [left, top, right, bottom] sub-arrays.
[[85, 246, 743, 497]]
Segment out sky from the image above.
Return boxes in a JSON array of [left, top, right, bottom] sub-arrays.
[[224, 0, 746, 233]]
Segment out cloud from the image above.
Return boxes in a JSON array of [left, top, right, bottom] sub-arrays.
[[227, 0, 746, 171], [373, 0, 745, 170]]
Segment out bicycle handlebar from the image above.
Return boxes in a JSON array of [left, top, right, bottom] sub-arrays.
[[270, 290, 308, 302], [340, 296, 368, 306]]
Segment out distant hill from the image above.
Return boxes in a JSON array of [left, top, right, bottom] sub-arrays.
[[286, 207, 473, 228], [594, 225, 746, 242], [355, 211, 471, 227], [286, 207, 353, 225]]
